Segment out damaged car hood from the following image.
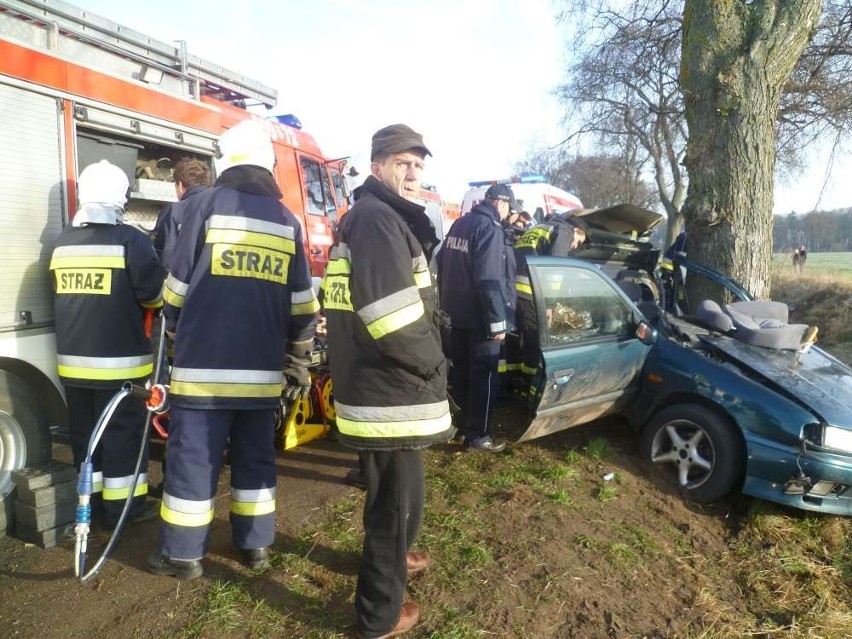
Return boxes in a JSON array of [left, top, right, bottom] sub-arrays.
[[701, 335, 852, 429]]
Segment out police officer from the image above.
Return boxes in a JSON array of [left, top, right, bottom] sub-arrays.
[[50, 160, 165, 528], [514, 211, 588, 399], [145, 120, 318, 580], [437, 184, 519, 452]]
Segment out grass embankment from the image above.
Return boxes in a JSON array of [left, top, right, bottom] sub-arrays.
[[772, 252, 852, 363]]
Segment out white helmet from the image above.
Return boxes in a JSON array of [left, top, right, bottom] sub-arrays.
[[215, 119, 275, 174], [78, 160, 129, 208]]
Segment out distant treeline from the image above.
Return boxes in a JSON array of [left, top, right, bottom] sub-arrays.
[[774, 207, 852, 252]]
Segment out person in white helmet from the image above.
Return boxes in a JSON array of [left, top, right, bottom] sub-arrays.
[[145, 119, 318, 579], [49, 159, 165, 529]]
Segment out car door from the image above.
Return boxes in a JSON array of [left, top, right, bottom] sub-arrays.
[[519, 258, 654, 442]]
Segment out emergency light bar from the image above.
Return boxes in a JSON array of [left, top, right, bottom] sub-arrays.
[[467, 174, 547, 187], [272, 114, 303, 129]]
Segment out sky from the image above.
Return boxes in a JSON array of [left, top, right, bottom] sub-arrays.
[[68, 0, 851, 215]]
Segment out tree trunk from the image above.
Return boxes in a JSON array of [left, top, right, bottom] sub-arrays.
[[680, 0, 822, 303]]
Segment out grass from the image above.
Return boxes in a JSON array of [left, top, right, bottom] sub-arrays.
[[158, 263, 852, 638]]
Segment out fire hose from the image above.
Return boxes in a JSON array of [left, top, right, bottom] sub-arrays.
[[73, 320, 170, 583]]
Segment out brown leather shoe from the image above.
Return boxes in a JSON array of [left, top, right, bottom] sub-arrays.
[[405, 551, 430, 574], [359, 602, 420, 638]]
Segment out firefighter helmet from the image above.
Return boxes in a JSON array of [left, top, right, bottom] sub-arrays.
[[215, 119, 275, 174], [78, 160, 129, 208]]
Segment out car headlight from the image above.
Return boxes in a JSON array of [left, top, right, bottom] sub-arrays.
[[821, 426, 852, 454]]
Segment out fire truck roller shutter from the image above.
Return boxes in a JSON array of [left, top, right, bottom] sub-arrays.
[[0, 82, 64, 328]]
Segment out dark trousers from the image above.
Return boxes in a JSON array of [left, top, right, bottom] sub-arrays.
[[356, 449, 424, 638], [449, 327, 501, 442], [65, 384, 149, 523], [158, 406, 277, 560]]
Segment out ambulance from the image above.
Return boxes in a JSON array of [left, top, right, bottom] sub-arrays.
[[460, 175, 584, 223], [419, 184, 462, 242], [0, 0, 348, 495]]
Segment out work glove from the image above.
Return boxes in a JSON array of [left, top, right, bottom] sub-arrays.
[[283, 339, 313, 401]]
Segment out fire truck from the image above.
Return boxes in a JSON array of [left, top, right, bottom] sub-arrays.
[[0, 0, 349, 495]]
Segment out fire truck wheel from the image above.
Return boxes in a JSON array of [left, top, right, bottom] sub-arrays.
[[0, 372, 51, 497]]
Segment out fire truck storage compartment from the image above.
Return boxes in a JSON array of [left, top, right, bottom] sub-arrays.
[[0, 81, 64, 330], [76, 127, 213, 233]]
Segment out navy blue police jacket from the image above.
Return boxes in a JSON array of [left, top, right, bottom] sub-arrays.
[[162, 166, 319, 410], [437, 200, 516, 336], [151, 185, 208, 272]]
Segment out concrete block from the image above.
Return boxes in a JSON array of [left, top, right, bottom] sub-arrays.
[[15, 522, 71, 549], [1, 495, 14, 536], [16, 479, 77, 509], [11, 462, 76, 492], [14, 499, 76, 531]]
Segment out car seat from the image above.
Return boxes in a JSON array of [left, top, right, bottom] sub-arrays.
[[694, 299, 814, 351]]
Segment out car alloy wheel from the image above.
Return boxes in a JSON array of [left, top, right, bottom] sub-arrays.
[[640, 403, 744, 504]]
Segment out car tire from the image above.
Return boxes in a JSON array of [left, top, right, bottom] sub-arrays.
[[0, 371, 51, 497], [640, 403, 744, 504]]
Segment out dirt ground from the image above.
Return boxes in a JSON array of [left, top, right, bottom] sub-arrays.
[[0, 402, 754, 639]]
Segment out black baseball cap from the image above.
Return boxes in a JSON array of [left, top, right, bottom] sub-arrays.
[[371, 124, 432, 159], [484, 184, 521, 211]]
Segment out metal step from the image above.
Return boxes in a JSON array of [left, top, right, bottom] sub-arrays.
[[0, 0, 277, 108]]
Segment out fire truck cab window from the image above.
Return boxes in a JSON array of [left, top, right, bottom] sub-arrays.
[[300, 156, 334, 217]]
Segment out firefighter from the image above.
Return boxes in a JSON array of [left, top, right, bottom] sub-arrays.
[[145, 120, 318, 580], [322, 124, 453, 638], [514, 211, 588, 400], [437, 184, 519, 452], [49, 159, 165, 528]]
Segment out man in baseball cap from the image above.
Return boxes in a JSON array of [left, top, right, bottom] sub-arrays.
[[371, 123, 432, 160]]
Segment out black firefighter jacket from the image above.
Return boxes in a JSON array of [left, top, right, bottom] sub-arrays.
[[437, 201, 517, 336], [50, 222, 165, 388], [321, 176, 453, 450], [514, 216, 578, 302], [162, 166, 318, 410]]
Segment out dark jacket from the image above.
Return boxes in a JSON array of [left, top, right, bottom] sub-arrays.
[[437, 201, 516, 336], [322, 176, 452, 450], [151, 185, 208, 272], [50, 223, 165, 388], [162, 165, 318, 409]]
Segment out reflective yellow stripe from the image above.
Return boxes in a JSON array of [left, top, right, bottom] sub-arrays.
[[413, 270, 431, 289], [170, 381, 282, 398], [325, 258, 351, 275], [292, 298, 321, 315], [206, 228, 296, 254], [515, 282, 533, 295], [337, 411, 452, 438], [163, 287, 184, 308], [230, 499, 276, 516], [520, 363, 538, 375], [161, 503, 215, 527], [498, 360, 520, 373], [103, 482, 148, 501], [365, 301, 424, 339], [49, 255, 125, 269], [58, 363, 153, 380], [140, 298, 163, 309]]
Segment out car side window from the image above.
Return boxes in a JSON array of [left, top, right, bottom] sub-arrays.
[[300, 156, 334, 217], [533, 265, 635, 345]]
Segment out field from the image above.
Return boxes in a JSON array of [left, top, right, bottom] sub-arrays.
[[3, 262, 852, 638]]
